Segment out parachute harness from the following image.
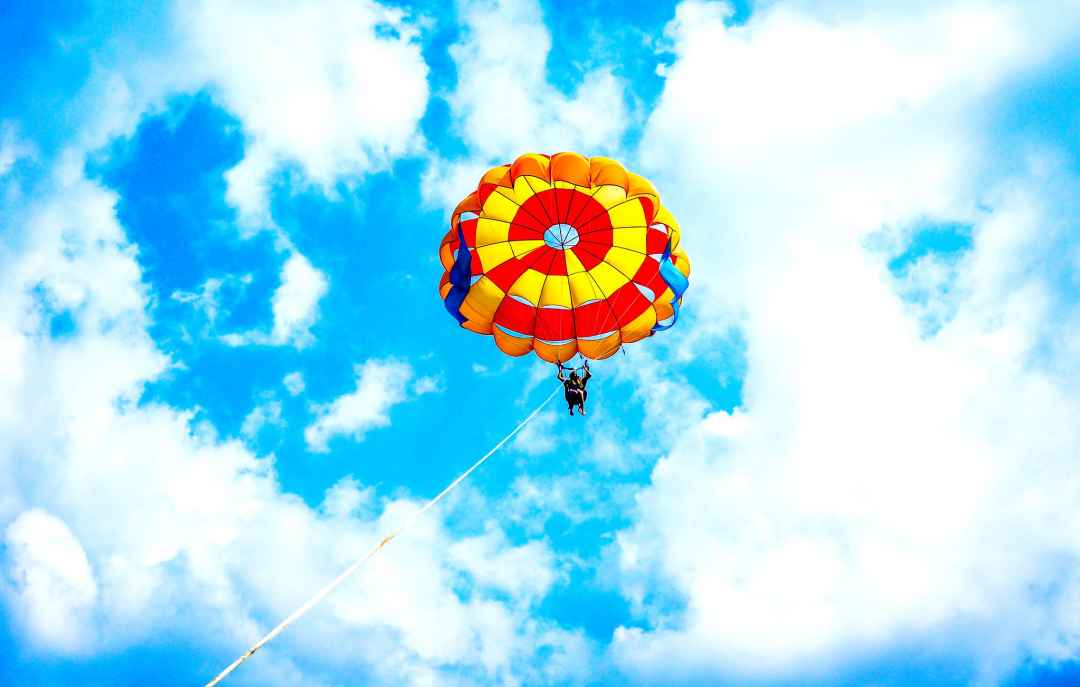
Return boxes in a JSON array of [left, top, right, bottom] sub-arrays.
[[204, 385, 563, 687]]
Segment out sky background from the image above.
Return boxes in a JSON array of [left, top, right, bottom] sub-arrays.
[[3, 0, 1080, 685]]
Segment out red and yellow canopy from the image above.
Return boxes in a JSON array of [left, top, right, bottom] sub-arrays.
[[439, 152, 690, 362]]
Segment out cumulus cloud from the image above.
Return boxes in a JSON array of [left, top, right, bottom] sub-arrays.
[[269, 252, 329, 346], [54, 2, 428, 355], [448, 0, 628, 157], [413, 374, 444, 396], [12, 0, 431, 196], [4, 509, 99, 654], [241, 396, 283, 440], [0, 159, 579, 686], [305, 359, 437, 452], [176, 0, 430, 227], [0, 81, 573, 687], [222, 251, 329, 349], [9, 0, 1080, 685], [448, 525, 562, 605], [320, 476, 376, 519], [422, 0, 632, 208], [501, 473, 630, 536], [0, 1, 605, 684], [283, 371, 306, 396], [607, 1, 1080, 683], [0, 122, 33, 177], [511, 408, 560, 456]]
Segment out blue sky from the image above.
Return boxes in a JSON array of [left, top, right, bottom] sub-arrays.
[[2, 1, 1080, 686]]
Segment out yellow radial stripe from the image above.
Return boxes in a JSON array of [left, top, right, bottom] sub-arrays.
[[476, 242, 514, 271], [603, 246, 647, 277], [464, 216, 546, 239], [568, 271, 602, 304], [481, 189, 522, 224], [539, 274, 572, 308], [508, 267, 546, 305], [521, 175, 553, 194], [586, 260, 629, 295], [480, 196, 551, 241], [475, 217, 510, 247], [610, 226, 648, 253], [607, 198, 647, 229], [591, 184, 628, 210], [494, 183, 533, 206], [564, 249, 587, 275], [509, 176, 538, 202], [510, 239, 544, 257], [578, 196, 653, 234]]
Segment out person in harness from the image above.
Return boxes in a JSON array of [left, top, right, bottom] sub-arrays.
[[557, 361, 591, 416]]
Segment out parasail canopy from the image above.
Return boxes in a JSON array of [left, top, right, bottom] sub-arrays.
[[439, 152, 690, 363]]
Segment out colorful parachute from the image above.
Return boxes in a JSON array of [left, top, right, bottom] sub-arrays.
[[439, 152, 690, 362]]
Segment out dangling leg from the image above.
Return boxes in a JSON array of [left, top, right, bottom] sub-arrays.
[[566, 389, 582, 416]]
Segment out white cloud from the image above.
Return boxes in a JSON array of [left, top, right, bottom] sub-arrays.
[[304, 359, 416, 452], [447, 0, 628, 158], [413, 374, 444, 396], [893, 250, 969, 334], [240, 397, 283, 440], [423, 0, 632, 208], [270, 252, 328, 346], [511, 408, 559, 456], [171, 276, 226, 323], [18, 2, 429, 250], [177, 0, 430, 227], [222, 251, 328, 349], [171, 274, 254, 334], [608, 1, 1080, 683], [0, 122, 33, 177], [321, 476, 375, 519], [521, 360, 558, 401], [11, 0, 1080, 684], [283, 371, 306, 396], [448, 525, 561, 605], [501, 473, 629, 536], [0, 163, 580, 685], [0, 1, 599, 683], [4, 509, 98, 654]]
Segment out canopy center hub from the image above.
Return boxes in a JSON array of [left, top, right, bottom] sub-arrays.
[[543, 223, 580, 250]]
